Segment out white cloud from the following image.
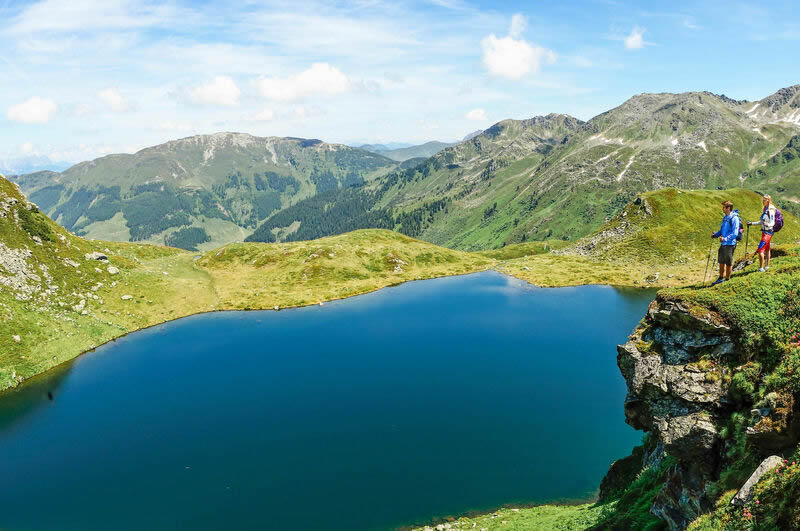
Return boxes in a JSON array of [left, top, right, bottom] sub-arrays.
[[248, 109, 275, 122], [481, 34, 556, 79], [20, 142, 35, 154], [509, 13, 527, 39], [98, 88, 130, 112], [255, 63, 351, 102], [188, 76, 241, 106], [481, 15, 556, 80], [624, 26, 646, 49], [7, 97, 58, 123], [466, 108, 488, 121]]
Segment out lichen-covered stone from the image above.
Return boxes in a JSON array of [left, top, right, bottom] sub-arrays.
[[614, 299, 740, 530]]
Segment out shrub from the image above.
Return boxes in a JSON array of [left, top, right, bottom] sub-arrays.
[[729, 363, 760, 404], [765, 348, 800, 393], [17, 206, 53, 242]]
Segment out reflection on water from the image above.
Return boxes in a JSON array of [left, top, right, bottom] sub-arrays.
[[0, 360, 73, 434]]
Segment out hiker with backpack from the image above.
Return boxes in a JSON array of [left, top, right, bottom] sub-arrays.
[[710, 200, 742, 286], [747, 194, 783, 272]]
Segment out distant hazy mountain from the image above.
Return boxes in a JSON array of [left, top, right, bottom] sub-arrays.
[[356, 142, 413, 151], [381, 141, 456, 162], [462, 130, 483, 141], [0, 154, 71, 175], [247, 84, 800, 250], [359, 141, 455, 161], [15, 133, 397, 250]]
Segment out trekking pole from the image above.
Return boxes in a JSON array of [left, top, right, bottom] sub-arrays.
[[703, 239, 713, 286], [745, 223, 750, 260]]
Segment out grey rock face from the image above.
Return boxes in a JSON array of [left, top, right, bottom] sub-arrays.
[[616, 298, 739, 530], [731, 455, 783, 506]]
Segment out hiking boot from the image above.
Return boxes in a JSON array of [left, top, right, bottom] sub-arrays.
[[759, 267, 766, 272], [711, 277, 725, 286]]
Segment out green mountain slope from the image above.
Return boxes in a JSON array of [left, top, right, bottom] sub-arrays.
[[246, 85, 800, 251], [13, 133, 397, 250], [395, 85, 800, 249], [246, 113, 583, 245]]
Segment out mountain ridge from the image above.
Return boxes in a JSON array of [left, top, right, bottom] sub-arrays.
[[14, 132, 399, 250], [17, 84, 800, 253]]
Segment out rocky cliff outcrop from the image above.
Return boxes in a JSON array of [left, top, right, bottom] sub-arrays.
[[612, 298, 800, 530]]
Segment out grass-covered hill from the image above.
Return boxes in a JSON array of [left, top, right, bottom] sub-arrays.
[[0, 172, 492, 392], [246, 85, 800, 251], [499, 188, 800, 287], [11, 133, 398, 250]]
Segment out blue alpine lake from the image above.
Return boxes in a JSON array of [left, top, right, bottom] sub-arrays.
[[0, 272, 655, 530]]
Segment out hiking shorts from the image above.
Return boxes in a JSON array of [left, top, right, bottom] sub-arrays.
[[718, 245, 735, 266], [757, 232, 773, 254]]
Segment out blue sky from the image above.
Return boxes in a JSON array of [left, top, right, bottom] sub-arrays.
[[1, 0, 798, 164]]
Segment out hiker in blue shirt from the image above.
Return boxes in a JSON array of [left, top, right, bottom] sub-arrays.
[[710, 200, 741, 286]]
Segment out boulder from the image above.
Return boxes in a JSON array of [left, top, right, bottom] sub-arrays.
[[657, 413, 719, 462], [84, 252, 108, 261], [12, 335, 21, 343], [121, 295, 133, 301], [647, 300, 730, 334], [107, 266, 119, 275], [646, 272, 660, 283], [730, 456, 782, 506]]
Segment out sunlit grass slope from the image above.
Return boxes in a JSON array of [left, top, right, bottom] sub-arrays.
[[198, 229, 493, 310], [410, 502, 615, 530], [501, 188, 800, 287]]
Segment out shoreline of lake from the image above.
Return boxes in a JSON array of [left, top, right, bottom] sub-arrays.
[[2, 267, 657, 396]]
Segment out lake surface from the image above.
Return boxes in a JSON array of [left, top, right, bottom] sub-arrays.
[[0, 272, 654, 530]]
